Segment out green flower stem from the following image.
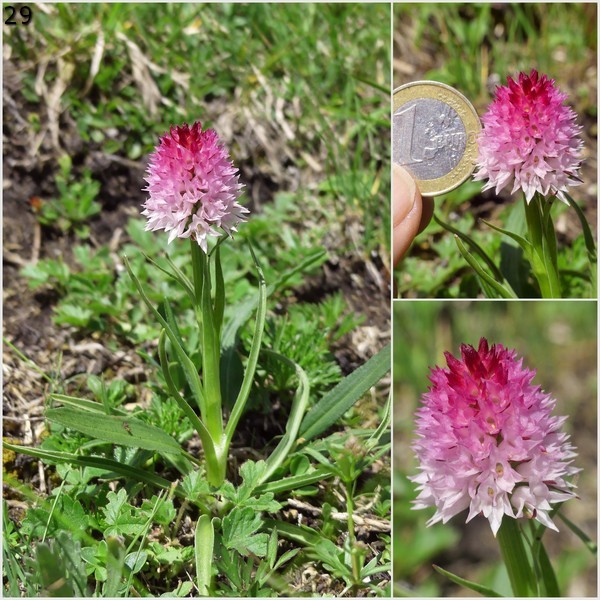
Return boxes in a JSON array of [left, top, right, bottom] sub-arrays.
[[190, 241, 223, 443], [189, 241, 227, 485], [201, 253, 223, 440], [158, 330, 223, 486], [497, 518, 536, 597], [190, 238, 204, 305], [214, 246, 225, 338], [524, 193, 562, 298]]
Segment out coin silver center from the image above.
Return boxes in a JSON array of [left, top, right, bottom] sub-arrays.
[[393, 98, 467, 181]]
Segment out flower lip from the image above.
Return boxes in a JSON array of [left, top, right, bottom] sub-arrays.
[[473, 69, 584, 204], [142, 121, 247, 252], [411, 337, 579, 536]]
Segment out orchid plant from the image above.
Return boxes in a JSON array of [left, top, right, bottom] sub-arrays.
[[412, 338, 584, 596], [438, 70, 596, 299], [4, 122, 391, 595], [134, 122, 253, 488]]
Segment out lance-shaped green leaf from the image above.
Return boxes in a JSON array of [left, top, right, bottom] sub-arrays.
[[221, 249, 326, 351], [46, 407, 183, 455], [527, 515, 559, 596], [558, 513, 597, 554], [123, 255, 207, 417], [261, 519, 321, 547], [534, 540, 560, 597], [524, 195, 562, 298], [195, 515, 214, 596], [300, 344, 390, 441], [142, 252, 195, 303], [434, 214, 504, 281], [433, 565, 504, 597], [224, 245, 267, 445], [564, 192, 597, 263], [262, 519, 349, 577], [2, 442, 176, 495], [481, 218, 533, 254], [158, 330, 220, 474], [454, 236, 517, 299], [258, 350, 310, 485], [163, 300, 187, 354]]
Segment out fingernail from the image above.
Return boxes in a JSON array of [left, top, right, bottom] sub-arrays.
[[393, 164, 418, 226]]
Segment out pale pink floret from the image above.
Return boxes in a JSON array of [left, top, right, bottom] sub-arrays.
[[411, 338, 579, 537], [474, 70, 583, 203], [142, 122, 247, 252]]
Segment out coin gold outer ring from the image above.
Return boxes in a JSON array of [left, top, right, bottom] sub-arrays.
[[393, 81, 481, 196]]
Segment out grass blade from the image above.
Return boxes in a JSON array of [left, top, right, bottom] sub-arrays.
[[3, 442, 176, 495], [255, 467, 333, 495], [300, 344, 390, 441]]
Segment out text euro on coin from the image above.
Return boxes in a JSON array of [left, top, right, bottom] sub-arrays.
[[393, 81, 481, 196]]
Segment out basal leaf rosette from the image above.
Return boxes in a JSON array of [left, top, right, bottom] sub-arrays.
[[474, 70, 584, 203], [142, 121, 247, 252], [411, 338, 579, 536]]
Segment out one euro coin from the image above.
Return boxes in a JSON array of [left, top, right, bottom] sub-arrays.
[[393, 81, 481, 196]]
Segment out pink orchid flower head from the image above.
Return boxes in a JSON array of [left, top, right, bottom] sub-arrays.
[[142, 121, 247, 252], [474, 70, 583, 203], [411, 338, 579, 537]]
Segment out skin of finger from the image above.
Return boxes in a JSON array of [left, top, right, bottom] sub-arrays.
[[393, 165, 423, 264]]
